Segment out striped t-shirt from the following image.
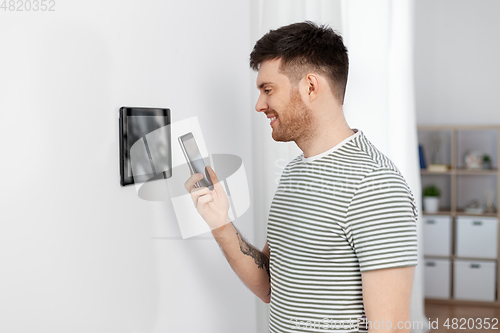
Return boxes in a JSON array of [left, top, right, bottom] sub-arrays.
[[267, 129, 418, 333]]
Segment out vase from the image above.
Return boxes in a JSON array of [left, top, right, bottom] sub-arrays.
[[482, 161, 492, 170], [423, 197, 439, 213]]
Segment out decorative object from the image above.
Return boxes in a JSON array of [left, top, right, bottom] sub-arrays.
[[482, 154, 492, 170], [485, 189, 496, 214], [429, 132, 445, 165], [464, 150, 483, 169], [427, 132, 450, 171], [464, 199, 484, 214], [423, 185, 440, 213]]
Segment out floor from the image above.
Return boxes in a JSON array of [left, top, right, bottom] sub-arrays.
[[425, 302, 500, 332]]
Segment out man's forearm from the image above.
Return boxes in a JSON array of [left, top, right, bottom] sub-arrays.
[[212, 222, 271, 303]]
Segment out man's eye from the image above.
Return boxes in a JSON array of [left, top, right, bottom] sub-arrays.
[[264, 89, 271, 94]]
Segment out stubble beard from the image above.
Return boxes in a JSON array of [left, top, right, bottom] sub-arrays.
[[272, 88, 314, 143]]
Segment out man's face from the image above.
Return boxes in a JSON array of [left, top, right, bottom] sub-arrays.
[[255, 59, 313, 143]]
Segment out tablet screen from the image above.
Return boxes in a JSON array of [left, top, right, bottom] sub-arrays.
[[119, 107, 171, 186]]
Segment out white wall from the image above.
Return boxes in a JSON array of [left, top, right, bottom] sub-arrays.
[[414, 0, 500, 217], [0, 1, 257, 332], [415, 0, 500, 125]]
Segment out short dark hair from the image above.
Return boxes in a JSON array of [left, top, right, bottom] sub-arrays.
[[249, 21, 349, 104]]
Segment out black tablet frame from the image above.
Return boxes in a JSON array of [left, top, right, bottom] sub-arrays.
[[119, 106, 171, 186]]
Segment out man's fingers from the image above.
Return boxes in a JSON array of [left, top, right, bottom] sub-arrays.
[[193, 187, 214, 210], [191, 186, 211, 196], [206, 166, 220, 185], [190, 187, 210, 198], [197, 193, 214, 206], [184, 173, 204, 192], [189, 186, 211, 206], [205, 166, 226, 194], [184, 166, 222, 196]]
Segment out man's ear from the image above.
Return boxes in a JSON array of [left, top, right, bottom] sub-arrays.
[[304, 73, 320, 102]]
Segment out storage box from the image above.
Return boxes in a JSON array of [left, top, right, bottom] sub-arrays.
[[424, 258, 451, 299], [455, 216, 498, 259], [423, 215, 452, 256], [453, 259, 496, 301]]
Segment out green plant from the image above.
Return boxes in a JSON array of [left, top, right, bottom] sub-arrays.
[[483, 154, 491, 162], [423, 185, 440, 197]]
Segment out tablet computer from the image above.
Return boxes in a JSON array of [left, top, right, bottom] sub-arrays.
[[119, 106, 171, 186]]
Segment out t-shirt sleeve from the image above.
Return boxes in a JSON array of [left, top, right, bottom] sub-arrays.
[[345, 167, 418, 272]]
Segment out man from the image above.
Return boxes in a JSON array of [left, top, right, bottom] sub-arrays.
[[184, 21, 418, 333]]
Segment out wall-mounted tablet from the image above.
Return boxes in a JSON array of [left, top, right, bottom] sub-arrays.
[[119, 107, 171, 186]]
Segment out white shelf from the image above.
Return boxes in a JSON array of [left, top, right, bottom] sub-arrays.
[[419, 125, 500, 305]]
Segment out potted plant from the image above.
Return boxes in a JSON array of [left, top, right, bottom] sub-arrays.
[[483, 154, 492, 170], [423, 185, 440, 213]]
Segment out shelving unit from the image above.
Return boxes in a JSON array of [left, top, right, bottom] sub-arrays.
[[418, 125, 500, 307]]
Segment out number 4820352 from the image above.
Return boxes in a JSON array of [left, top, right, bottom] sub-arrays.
[[1, 0, 56, 11], [443, 317, 498, 330]]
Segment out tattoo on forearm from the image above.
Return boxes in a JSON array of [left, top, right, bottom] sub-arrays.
[[235, 229, 271, 296]]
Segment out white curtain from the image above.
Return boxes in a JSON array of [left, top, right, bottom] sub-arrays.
[[250, 2, 345, 331], [250, 1, 428, 332], [341, 1, 428, 332]]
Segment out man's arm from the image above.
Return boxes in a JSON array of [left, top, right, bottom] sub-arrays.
[[361, 266, 415, 333], [212, 225, 271, 303], [184, 166, 271, 303]]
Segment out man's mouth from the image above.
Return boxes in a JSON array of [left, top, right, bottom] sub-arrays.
[[268, 115, 278, 126]]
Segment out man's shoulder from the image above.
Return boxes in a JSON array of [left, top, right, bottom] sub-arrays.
[[285, 130, 404, 179], [340, 130, 403, 176]]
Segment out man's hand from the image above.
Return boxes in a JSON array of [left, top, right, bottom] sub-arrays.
[[184, 166, 231, 230]]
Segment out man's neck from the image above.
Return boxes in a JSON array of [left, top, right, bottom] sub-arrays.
[[297, 113, 355, 159]]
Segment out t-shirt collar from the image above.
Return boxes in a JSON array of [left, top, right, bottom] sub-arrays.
[[301, 128, 360, 163]]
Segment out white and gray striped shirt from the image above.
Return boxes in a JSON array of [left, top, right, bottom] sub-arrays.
[[267, 129, 418, 333]]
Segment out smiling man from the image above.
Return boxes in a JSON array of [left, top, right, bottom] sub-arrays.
[[185, 22, 418, 333]]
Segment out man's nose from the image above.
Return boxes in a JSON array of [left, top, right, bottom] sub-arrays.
[[255, 94, 268, 113]]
